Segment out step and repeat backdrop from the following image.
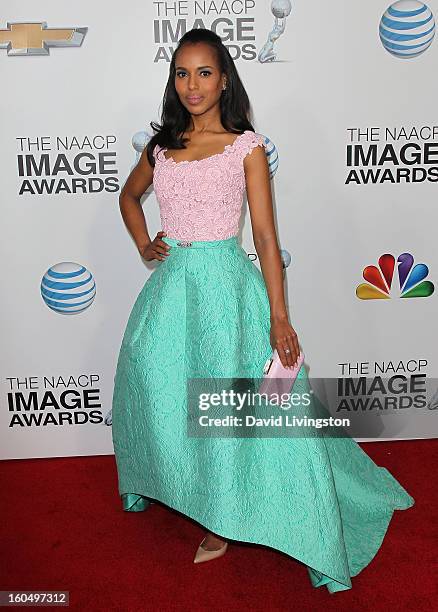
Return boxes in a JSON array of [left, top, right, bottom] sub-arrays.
[[1, 1, 437, 460]]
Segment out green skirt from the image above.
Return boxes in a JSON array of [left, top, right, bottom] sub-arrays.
[[111, 235, 414, 593]]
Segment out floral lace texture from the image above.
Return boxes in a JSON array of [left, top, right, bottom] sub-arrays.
[[112, 129, 415, 595], [152, 130, 266, 240]]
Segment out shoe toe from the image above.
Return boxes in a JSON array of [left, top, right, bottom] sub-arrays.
[[193, 541, 228, 564]]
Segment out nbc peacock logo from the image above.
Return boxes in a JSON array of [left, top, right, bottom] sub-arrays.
[[356, 253, 434, 299]]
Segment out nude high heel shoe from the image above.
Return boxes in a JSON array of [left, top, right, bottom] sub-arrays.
[[193, 536, 228, 564]]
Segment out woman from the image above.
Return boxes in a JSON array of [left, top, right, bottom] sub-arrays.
[[111, 28, 414, 592]]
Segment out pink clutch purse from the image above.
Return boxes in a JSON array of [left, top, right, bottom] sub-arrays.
[[258, 349, 305, 398]]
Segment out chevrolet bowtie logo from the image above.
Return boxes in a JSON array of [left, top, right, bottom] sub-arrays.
[[0, 22, 87, 56]]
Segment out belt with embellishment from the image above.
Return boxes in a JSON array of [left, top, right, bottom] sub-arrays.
[[161, 236, 239, 249]]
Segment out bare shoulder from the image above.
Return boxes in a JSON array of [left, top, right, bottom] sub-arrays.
[[121, 146, 153, 198]]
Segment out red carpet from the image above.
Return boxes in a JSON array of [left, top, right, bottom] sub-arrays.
[[0, 439, 436, 611]]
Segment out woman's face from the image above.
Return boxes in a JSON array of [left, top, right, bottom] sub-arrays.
[[174, 42, 225, 116]]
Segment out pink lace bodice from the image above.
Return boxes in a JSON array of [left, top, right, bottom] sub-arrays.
[[152, 130, 266, 240]]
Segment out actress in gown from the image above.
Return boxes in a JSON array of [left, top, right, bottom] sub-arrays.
[[111, 28, 414, 593]]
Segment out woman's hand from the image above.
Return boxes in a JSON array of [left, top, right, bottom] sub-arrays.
[[270, 317, 300, 369], [139, 231, 171, 261]]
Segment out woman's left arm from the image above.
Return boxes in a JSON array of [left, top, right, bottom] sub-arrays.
[[244, 144, 300, 368]]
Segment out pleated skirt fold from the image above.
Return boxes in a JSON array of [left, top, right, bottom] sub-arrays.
[[111, 235, 414, 593]]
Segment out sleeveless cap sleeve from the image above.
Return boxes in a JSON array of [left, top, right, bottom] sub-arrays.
[[153, 143, 169, 162], [235, 131, 266, 161]]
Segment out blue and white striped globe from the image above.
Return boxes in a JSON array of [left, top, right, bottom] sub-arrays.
[[259, 134, 279, 179], [380, 1, 435, 58], [41, 262, 96, 314]]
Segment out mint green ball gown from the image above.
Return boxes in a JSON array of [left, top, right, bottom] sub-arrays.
[[111, 131, 414, 593]]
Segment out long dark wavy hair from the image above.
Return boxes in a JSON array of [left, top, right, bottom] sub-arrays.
[[146, 28, 256, 167]]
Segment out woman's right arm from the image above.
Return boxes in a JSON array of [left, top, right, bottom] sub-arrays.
[[119, 148, 155, 256]]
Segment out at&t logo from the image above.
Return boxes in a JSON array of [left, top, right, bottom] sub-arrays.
[[41, 262, 96, 314], [379, 1, 435, 58]]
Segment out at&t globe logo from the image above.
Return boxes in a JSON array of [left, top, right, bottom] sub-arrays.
[[380, 1, 435, 58], [260, 134, 279, 179], [41, 262, 96, 314]]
